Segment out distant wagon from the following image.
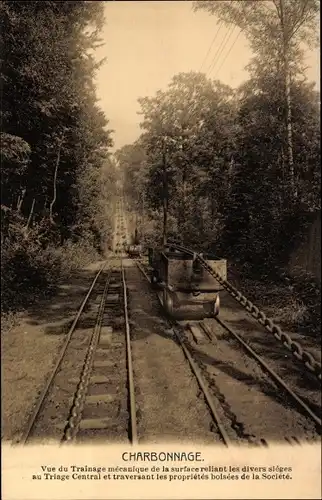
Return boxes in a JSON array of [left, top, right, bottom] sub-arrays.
[[127, 244, 142, 258]]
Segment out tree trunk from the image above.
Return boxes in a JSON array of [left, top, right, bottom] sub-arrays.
[[25, 198, 35, 230], [142, 192, 145, 223], [162, 140, 168, 247], [279, 0, 296, 200], [49, 138, 63, 223], [180, 168, 187, 237], [227, 156, 234, 191], [17, 188, 26, 212], [283, 56, 296, 197]]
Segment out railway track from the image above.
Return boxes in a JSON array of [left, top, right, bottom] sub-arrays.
[[17, 202, 321, 446], [17, 263, 107, 444], [62, 264, 132, 444], [18, 269, 135, 444], [135, 258, 321, 446], [17, 204, 137, 445]]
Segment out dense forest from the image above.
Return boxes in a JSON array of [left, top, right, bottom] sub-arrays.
[[1, 0, 320, 335], [118, 0, 320, 332], [1, 1, 118, 320]]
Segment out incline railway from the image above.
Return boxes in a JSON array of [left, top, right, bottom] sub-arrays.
[[17, 197, 321, 446]]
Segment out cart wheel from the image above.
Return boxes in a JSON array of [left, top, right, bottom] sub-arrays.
[[163, 289, 173, 315], [212, 294, 220, 317], [151, 270, 159, 285]]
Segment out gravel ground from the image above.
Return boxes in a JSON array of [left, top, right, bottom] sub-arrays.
[[2, 247, 320, 447], [217, 290, 321, 416], [181, 319, 319, 444], [124, 260, 217, 444], [130, 259, 320, 445], [1, 260, 105, 442], [5, 266, 129, 445]]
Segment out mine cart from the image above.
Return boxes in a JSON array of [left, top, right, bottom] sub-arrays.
[[127, 244, 142, 258], [148, 247, 227, 320]]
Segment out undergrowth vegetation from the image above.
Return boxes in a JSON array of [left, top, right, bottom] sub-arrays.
[[1, 215, 101, 325], [229, 264, 321, 339], [1, 2, 118, 330]]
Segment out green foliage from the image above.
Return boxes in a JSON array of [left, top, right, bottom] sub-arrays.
[[115, 142, 149, 213], [230, 265, 320, 337], [193, 1, 320, 57], [1, 1, 116, 318], [1, 0, 113, 235], [219, 76, 320, 273], [121, 57, 319, 280], [118, 1, 320, 291], [132, 72, 236, 244], [1, 218, 61, 312], [1, 215, 100, 315], [1, 133, 31, 209]]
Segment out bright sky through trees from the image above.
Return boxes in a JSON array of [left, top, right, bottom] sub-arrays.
[[95, 1, 320, 151]]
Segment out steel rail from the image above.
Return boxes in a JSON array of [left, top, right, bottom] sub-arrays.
[[121, 251, 138, 444], [137, 258, 321, 439], [166, 241, 321, 381], [62, 273, 112, 442], [214, 317, 321, 429], [62, 215, 137, 443], [135, 259, 231, 446], [171, 325, 232, 446], [17, 263, 106, 445]]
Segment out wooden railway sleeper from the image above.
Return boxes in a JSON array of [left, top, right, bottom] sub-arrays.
[[62, 277, 111, 442]]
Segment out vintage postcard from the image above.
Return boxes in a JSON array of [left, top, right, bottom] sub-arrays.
[[1, 1, 321, 499]]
